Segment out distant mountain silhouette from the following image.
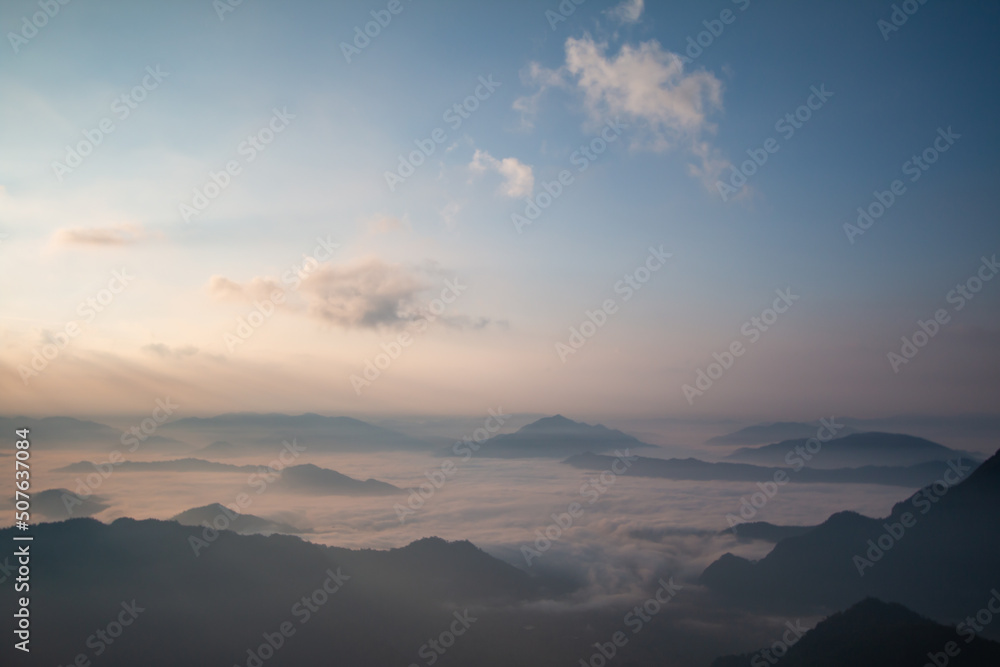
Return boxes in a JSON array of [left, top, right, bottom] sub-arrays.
[[0, 416, 185, 450], [564, 452, 979, 488], [171, 504, 306, 535], [719, 521, 817, 543], [711, 598, 1000, 666], [725, 432, 977, 469], [701, 449, 1000, 621], [706, 421, 858, 446], [0, 488, 110, 521], [53, 457, 257, 473], [160, 412, 432, 453], [275, 464, 402, 495], [473, 415, 655, 458], [53, 459, 401, 496], [196, 440, 242, 456]]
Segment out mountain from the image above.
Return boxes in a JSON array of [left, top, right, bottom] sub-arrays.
[[171, 504, 306, 535], [706, 421, 858, 446], [53, 459, 401, 496], [196, 440, 242, 456], [472, 415, 655, 458], [0, 488, 110, 521], [159, 412, 433, 453], [719, 521, 817, 543], [326, 536, 547, 604], [700, 449, 1000, 621], [711, 598, 1000, 667], [53, 458, 258, 473], [0, 416, 186, 451], [0, 518, 576, 667], [275, 464, 402, 495], [564, 452, 980, 488], [725, 432, 977, 469]]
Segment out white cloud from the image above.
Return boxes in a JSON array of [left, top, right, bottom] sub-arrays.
[[515, 35, 729, 189], [607, 0, 644, 24], [687, 140, 735, 194], [565, 36, 722, 148], [207, 259, 491, 330], [207, 275, 283, 303], [469, 149, 535, 199], [298, 259, 429, 328]]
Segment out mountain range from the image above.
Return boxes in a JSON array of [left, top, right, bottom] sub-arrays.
[[470, 414, 656, 458], [700, 448, 1000, 622], [564, 451, 980, 488], [724, 432, 978, 469], [52, 459, 402, 495]]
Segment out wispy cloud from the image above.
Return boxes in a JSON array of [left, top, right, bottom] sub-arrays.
[[142, 343, 200, 359], [53, 223, 162, 247], [607, 0, 644, 24], [469, 149, 535, 198]]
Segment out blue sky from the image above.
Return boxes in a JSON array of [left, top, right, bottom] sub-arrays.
[[1, 0, 998, 419]]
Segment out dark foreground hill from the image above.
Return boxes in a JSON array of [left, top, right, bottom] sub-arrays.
[[171, 504, 306, 535], [0, 518, 579, 666], [701, 449, 1000, 622], [711, 598, 1000, 667]]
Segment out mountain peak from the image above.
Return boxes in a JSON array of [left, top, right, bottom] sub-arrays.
[[525, 414, 580, 428]]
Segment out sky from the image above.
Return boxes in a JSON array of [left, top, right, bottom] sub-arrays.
[[1, 0, 998, 421]]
